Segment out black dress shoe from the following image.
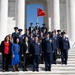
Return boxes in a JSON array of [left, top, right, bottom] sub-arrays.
[[65, 63, 67, 65], [16, 69, 19, 71], [13, 70, 15, 72], [36, 69, 39, 72], [33, 69, 35, 72], [54, 62, 56, 64], [2, 70, 5, 72], [45, 69, 48, 71], [25, 69, 28, 71], [48, 68, 51, 71], [6, 70, 9, 72]]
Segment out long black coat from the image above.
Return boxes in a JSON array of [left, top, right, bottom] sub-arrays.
[[21, 42, 31, 55]]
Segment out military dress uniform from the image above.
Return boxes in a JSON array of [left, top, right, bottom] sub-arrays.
[[32, 41, 42, 71], [60, 32, 70, 64], [44, 38, 53, 71], [57, 30, 62, 55], [18, 29, 23, 45], [52, 36, 58, 64], [12, 27, 19, 43]]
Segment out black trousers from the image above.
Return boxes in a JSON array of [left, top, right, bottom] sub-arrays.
[[33, 55, 40, 70], [44, 53, 52, 70], [40, 53, 44, 64], [61, 49, 68, 64], [2, 54, 10, 71], [23, 53, 29, 70], [53, 49, 57, 63]]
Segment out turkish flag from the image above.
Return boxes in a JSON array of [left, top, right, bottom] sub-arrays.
[[37, 8, 46, 16]]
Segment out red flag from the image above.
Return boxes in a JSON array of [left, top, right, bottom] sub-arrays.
[[37, 8, 46, 16]]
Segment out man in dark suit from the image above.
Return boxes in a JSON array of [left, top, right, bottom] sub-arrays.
[[60, 32, 70, 65], [32, 36, 42, 71], [52, 31, 58, 64], [29, 23, 34, 34], [44, 32, 53, 71]]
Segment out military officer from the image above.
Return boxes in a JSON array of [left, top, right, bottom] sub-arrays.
[[60, 32, 70, 65], [18, 29, 23, 45], [12, 27, 19, 43], [52, 31, 58, 64], [32, 36, 42, 71], [57, 30, 62, 55], [44, 32, 53, 71]]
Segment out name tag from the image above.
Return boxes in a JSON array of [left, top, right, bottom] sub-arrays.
[[50, 39, 52, 42]]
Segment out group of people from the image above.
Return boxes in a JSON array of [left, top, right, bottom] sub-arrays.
[[0, 23, 70, 72]]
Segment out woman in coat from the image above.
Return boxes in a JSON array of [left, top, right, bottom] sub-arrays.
[[0, 35, 12, 72], [21, 36, 31, 71], [11, 38, 20, 71]]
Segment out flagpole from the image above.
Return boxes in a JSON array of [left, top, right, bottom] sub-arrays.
[[37, 8, 38, 23], [37, 16, 39, 23]]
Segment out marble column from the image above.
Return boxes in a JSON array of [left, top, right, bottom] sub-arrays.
[[16, 0, 25, 34], [0, 0, 8, 41], [66, 0, 70, 37], [47, 0, 51, 31], [47, 0, 54, 31], [70, 0, 75, 40], [53, 0, 60, 30]]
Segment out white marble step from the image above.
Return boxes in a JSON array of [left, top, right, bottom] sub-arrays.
[[57, 59, 75, 61], [0, 48, 75, 75], [68, 55, 75, 56], [51, 67, 75, 70], [68, 51, 75, 52], [68, 53, 75, 54], [68, 53, 75, 55], [68, 59, 75, 61], [0, 71, 75, 74]]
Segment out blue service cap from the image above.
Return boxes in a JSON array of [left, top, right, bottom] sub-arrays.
[[14, 27, 18, 30], [18, 29, 23, 32], [61, 32, 66, 35]]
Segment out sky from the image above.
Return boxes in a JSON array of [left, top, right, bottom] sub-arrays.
[[27, 4, 44, 29]]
